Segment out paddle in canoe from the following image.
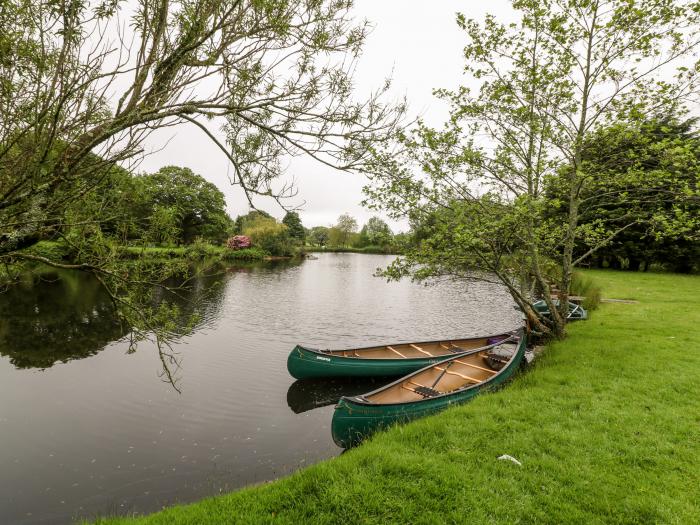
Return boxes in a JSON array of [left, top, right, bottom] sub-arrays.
[[331, 329, 527, 448], [287, 330, 520, 380]]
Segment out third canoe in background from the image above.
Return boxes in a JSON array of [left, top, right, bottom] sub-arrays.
[[532, 300, 588, 320]]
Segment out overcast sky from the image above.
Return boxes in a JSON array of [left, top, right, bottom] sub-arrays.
[[137, 1, 514, 231]]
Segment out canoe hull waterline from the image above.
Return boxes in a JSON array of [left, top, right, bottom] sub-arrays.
[[287, 332, 518, 380], [331, 332, 527, 448]]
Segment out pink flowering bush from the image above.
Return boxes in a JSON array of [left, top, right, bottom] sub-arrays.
[[226, 235, 252, 250]]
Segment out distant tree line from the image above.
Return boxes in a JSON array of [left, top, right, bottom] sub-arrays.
[[306, 214, 407, 253], [39, 142, 700, 271], [26, 157, 411, 259], [54, 164, 313, 258]]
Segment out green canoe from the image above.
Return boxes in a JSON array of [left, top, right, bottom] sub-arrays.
[[331, 330, 526, 448], [532, 300, 588, 320], [287, 331, 519, 380]]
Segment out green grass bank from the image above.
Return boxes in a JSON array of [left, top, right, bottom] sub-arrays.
[[117, 244, 268, 262], [92, 270, 700, 524], [23, 241, 271, 263]]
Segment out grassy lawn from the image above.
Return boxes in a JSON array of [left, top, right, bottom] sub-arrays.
[[92, 270, 700, 524]]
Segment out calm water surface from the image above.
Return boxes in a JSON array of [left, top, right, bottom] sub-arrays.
[[0, 253, 521, 524]]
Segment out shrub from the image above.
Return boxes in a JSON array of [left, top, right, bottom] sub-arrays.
[[571, 271, 602, 310], [221, 247, 267, 261], [185, 239, 220, 260], [226, 235, 252, 250], [25, 241, 70, 261], [243, 220, 295, 256]]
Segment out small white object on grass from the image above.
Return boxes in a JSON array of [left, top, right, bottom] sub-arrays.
[[498, 454, 522, 466]]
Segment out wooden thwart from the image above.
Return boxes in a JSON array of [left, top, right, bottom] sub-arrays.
[[434, 366, 480, 383], [410, 344, 435, 357], [386, 345, 406, 358], [453, 359, 497, 374]]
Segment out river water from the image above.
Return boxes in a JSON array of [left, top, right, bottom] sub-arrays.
[[0, 253, 521, 524]]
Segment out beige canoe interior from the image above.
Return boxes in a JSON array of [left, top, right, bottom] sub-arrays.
[[367, 343, 518, 404], [324, 337, 501, 359]]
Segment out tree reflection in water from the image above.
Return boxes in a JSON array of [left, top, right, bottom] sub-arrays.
[[0, 267, 227, 375]]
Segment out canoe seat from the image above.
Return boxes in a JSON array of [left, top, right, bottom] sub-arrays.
[[413, 385, 441, 398]]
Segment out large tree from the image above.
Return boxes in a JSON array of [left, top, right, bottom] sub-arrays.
[[141, 166, 232, 244], [309, 225, 330, 247], [359, 216, 393, 246], [335, 213, 358, 247], [366, 0, 700, 336], [282, 211, 306, 243]]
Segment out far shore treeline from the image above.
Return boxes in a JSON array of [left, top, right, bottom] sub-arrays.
[[16, 162, 408, 262]]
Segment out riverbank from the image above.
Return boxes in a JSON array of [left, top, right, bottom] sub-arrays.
[[92, 270, 700, 524], [22, 240, 272, 263], [118, 244, 269, 262]]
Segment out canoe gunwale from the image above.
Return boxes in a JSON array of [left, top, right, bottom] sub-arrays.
[[296, 328, 522, 360], [337, 330, 526, 408]]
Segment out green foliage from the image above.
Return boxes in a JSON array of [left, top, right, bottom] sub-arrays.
[[307, 217, 399, 253], [546, 116, 700, 273], [243, 216, 295, 257], [90, 271, 700, 525], [220, 247, 268, 261], [282, 211, 305, 242], [60, 165, 233, 248], [148, 205, 181, 245], [141, 166, 233, 244], [357, 216, 393, 247], [183, 239, 223, 261], [117, 244, 266, 263], [24, 241, 70, 262], [309, 245, 398, 255], [570, 272, 601, 311], [233, 210, 273, 235], [308, 226, 330, 247], [334, 213, 358, 247]]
